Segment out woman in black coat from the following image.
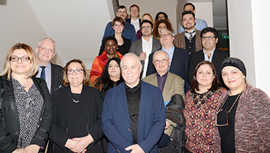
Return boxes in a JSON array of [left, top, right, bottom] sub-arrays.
[[48, 59, 103, 153], [0, 43, 52, 153]]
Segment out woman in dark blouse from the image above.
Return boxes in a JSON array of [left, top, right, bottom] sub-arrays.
[[99, 17, 131, 55], [95, 57, 123, 98], [184, 61, 225, 152], [48, 59, 103, 153], [0, 43, 51, 153]]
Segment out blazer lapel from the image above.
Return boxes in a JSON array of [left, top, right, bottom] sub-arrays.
[[162, 73, 172, 101]]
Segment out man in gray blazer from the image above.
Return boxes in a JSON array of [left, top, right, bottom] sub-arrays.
[[129, 20, 161, 78]]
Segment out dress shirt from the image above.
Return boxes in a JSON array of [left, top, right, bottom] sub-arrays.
[[37, 63, 52, 92], [125, 82, 141, 144], [203, 48, 216, 62], [161, 46, 175, 64], [131, 18, 140, 33], [142, 36, 153, 78], [156, 72, 168, 93]]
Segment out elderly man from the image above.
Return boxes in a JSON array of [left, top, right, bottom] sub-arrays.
[[102, 53, 165, 153], [144, 50, 185, 101], [35, 37, 63, 94], [143, 50, 185, 153]]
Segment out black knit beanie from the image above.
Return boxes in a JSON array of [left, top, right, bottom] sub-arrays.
[[220, 57, 246, 76]]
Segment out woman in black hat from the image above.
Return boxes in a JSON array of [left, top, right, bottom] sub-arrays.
[[214, 57, 270, 153]]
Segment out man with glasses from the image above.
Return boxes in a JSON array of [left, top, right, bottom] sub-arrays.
[[35, 37, 63, 94], [188, 27, 229, 84], [129, 20, 161, 78]]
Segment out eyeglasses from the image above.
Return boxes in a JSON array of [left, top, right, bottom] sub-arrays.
[[153, 59, 169, 64], [39, 47, 54, 53], [9, 56, 31, 63], [67, 69, 83, 74], [202, 36, 216, 39]]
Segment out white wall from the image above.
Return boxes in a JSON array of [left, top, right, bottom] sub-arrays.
[[188, 0, 213, 27], [227, 0, 270, 95], [251, 1, 270, 95], [0, 0, 114, 71], [0, 0, 45, 71], [119, 0, 178, 32]]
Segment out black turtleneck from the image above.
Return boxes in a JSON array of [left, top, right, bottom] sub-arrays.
[[125, 82, 141, 144]]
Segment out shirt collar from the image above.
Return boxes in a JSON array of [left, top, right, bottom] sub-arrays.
[[203, 48, 216, 62]]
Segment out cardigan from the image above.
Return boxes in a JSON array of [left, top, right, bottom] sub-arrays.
[[213, 85, 270, 153]]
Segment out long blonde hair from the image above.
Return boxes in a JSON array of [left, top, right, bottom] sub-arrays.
[[0, 43, 38, 79]]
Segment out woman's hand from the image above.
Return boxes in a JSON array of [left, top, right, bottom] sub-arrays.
[[12, 148, 24, 153], [24, 144, 40, 153], [70, 134, 94, 153]]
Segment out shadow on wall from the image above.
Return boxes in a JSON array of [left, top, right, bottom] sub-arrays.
[[0, 0, 7, 5]]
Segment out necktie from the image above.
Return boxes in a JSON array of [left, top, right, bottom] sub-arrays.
[[40, 66, 46, 80]]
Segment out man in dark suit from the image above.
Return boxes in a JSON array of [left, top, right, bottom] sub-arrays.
[[102, 53, 165, 153], [129, 20, 161, 78], [35, 37, 63, 94], [188, 27, 229, 83], [146, 29, 189, 92]]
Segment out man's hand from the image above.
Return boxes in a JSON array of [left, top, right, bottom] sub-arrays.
[[24, 144, 40, 153], [125, 144, 145, 153], [139, 52, 146, 61]]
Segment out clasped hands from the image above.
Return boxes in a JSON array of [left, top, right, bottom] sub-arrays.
[[65, 134, 94, 153]]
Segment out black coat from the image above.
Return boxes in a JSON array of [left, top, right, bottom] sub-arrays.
[[34, 63, 63, 94], [48, 85, 103, 153], [0, 76, 52, 153], [188, 49, 229, 84], [50, 63, 64, 94]]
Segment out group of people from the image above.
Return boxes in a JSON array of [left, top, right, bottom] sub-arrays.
[[0, 2, 270, 153]]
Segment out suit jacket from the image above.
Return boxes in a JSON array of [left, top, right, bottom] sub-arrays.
[[143, 72, 185, 102], [129, 37, 161, 56], [51, 63, 64, 94], [146, 47, 189, 92], [173, 30, 202, 52], [188, 49, 229, 84], [102, 82, 165, 153]]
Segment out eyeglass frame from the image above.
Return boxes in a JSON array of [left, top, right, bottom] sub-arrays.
[[9, 56, 31, 63], [67, 69, 84, 74]]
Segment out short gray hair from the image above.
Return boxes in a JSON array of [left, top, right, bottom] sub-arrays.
[[120, 53, 142, 71], [38, 37, 56, 52]]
